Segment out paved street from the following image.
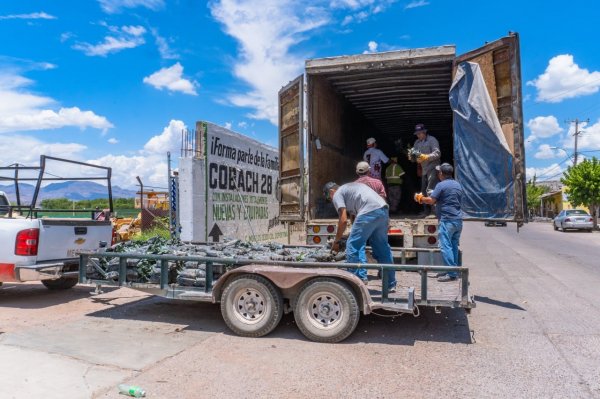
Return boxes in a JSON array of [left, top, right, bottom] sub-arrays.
[[1, 222, 599, 398]]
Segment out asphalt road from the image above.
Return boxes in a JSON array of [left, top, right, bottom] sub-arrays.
[[0, 222, 599, 398]]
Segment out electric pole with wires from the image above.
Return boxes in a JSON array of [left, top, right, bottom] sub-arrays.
[[565, 118, 589, 165]]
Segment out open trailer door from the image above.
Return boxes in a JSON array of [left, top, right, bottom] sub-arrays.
[[278, 75, 305, 222], [451, 33, 527, 225]]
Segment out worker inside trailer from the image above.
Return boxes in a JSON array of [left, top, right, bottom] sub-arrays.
[[363, 138, 389, 181], [410, 123, 441, 217]]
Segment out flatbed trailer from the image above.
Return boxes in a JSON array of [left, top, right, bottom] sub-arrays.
[[79, 247, 475, 343]]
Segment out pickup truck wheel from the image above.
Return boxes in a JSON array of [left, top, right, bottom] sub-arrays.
[[294, 278, 360, 343], [42, 277, 78, 290], [220, 275, 283, 338]]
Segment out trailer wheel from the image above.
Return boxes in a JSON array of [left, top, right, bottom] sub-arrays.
[[42, 277, 78, 290], [220, 275, 283, 338], [294, 278, 360, 343]]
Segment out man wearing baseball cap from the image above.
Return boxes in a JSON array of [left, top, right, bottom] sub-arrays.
[[411, 124, 441, 216], [363, 137, 389, 181], [414, 163, 463, 282], [323, 181, 397, 292], [355, 161, 386, 199]]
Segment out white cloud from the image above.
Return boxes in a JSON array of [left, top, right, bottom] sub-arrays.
[[527, 115, 563, 139], [223, 122, 232, 130], [108, 138, 119, 144], [210, 0, 330, 124], [60, 32, 74, 42], [0, 135, 86, 166], [89, 153, 168, 187], [144, 119, 185, 154], [150, 28, 179, 60], [91, 120, 188, 187], [211, 0, 395, 125], [527, 54, 600, 103], [0, 71, 113, 133], [238, 121, 248, 129], [534, 144, 567, 160], [363, 40, 378, 54], [0, 12, 56, 20], [72, 25, 146, 57], [405, 0, 429, 9], [143, 63, 197, 95], [98, 0, 165, 13]]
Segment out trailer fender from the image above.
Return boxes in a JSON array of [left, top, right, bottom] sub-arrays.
[[212, 265, 372, 314]]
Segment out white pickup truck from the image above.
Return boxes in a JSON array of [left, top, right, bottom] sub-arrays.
[[0, 156, 114, 289]]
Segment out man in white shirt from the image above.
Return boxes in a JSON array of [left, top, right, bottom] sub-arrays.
[[363, 137, 389, 180], [323, 181, 397, 292]]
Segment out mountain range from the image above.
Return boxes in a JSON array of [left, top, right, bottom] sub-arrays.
[[0, 181, 136, 203]]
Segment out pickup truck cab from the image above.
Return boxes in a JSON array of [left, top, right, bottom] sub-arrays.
[[0, 156, 114, 289]]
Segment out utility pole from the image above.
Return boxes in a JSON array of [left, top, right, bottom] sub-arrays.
[[566, 118, 589, 165]]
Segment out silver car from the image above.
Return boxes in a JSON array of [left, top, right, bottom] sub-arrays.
[[553, 209, 594, 232]]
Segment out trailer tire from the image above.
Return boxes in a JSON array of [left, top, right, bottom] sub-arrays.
[[294, 278, 360, 343], [220, 275, 283, 338], [42, 277, 78, 290]]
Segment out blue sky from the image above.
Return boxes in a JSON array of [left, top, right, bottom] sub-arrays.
[[1, 0, 599, 188]]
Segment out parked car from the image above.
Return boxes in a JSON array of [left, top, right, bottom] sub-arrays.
[[553, 209, 594, 232]]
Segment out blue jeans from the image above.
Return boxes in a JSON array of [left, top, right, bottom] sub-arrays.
[[346, 207, 397, 288], [438, 219, 462, 277]]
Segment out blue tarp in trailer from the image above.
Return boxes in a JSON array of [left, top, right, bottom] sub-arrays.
[[450, 62, 515, 219]]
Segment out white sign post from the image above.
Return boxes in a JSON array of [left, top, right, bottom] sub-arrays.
[[179, 121, 288, 243]]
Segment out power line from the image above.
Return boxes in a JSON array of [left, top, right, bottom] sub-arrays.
[[533, 154, 573, 180]]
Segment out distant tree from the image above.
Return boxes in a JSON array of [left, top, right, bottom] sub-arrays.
[[40, 197, 135, 210], [526, 177, 549, 217], [561, 157, 600, 229]]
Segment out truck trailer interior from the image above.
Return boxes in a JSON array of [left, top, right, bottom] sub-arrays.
[[306, 46, 456, 219], [278, 34, 525, 224]]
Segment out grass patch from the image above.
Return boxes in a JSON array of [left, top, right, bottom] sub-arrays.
[[133, 226, 171, 242]]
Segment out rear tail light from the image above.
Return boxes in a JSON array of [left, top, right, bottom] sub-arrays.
[[565, 218, 571, 222], [389, 228, 403, 234], [15, 228, 40, 256], [589, 218, 593, 222], [313, 225, 321, 233], [427, 225, 437, 234], [313, 236, 322, 244], [427, 236, 437, 245], [327, 225, 335, 233]]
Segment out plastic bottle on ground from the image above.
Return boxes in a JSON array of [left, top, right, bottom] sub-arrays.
[[118, 384, 146, 397]]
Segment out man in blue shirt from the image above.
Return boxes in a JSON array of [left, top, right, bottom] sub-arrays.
[[413, 163, 463, 282]]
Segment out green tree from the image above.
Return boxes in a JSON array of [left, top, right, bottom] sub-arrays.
[[561, 157, 600, 229], [526, 178, 549, 217]]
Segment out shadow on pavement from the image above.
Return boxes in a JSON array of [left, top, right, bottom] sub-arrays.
[[87, 295, 473, 345], [474, 295, 525, 311], [86, 297, 228, 334], [266, 307, 473, 345], [0, 283, 118, 309]]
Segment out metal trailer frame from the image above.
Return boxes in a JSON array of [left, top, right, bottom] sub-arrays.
[[0, 155, 113, 219], [79, 246, 475, 315]]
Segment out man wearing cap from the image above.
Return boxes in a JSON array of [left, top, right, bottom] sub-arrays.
[[385, 157, 405, 213], [414, 163, 463, 282], [355, 161, 386, 199], [363, 138, 389, 180], [323, 181, 397, 291], [411, 124, 441, 216]]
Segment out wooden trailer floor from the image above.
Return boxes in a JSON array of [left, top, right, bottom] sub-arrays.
[[365, 270, 463, 303]]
